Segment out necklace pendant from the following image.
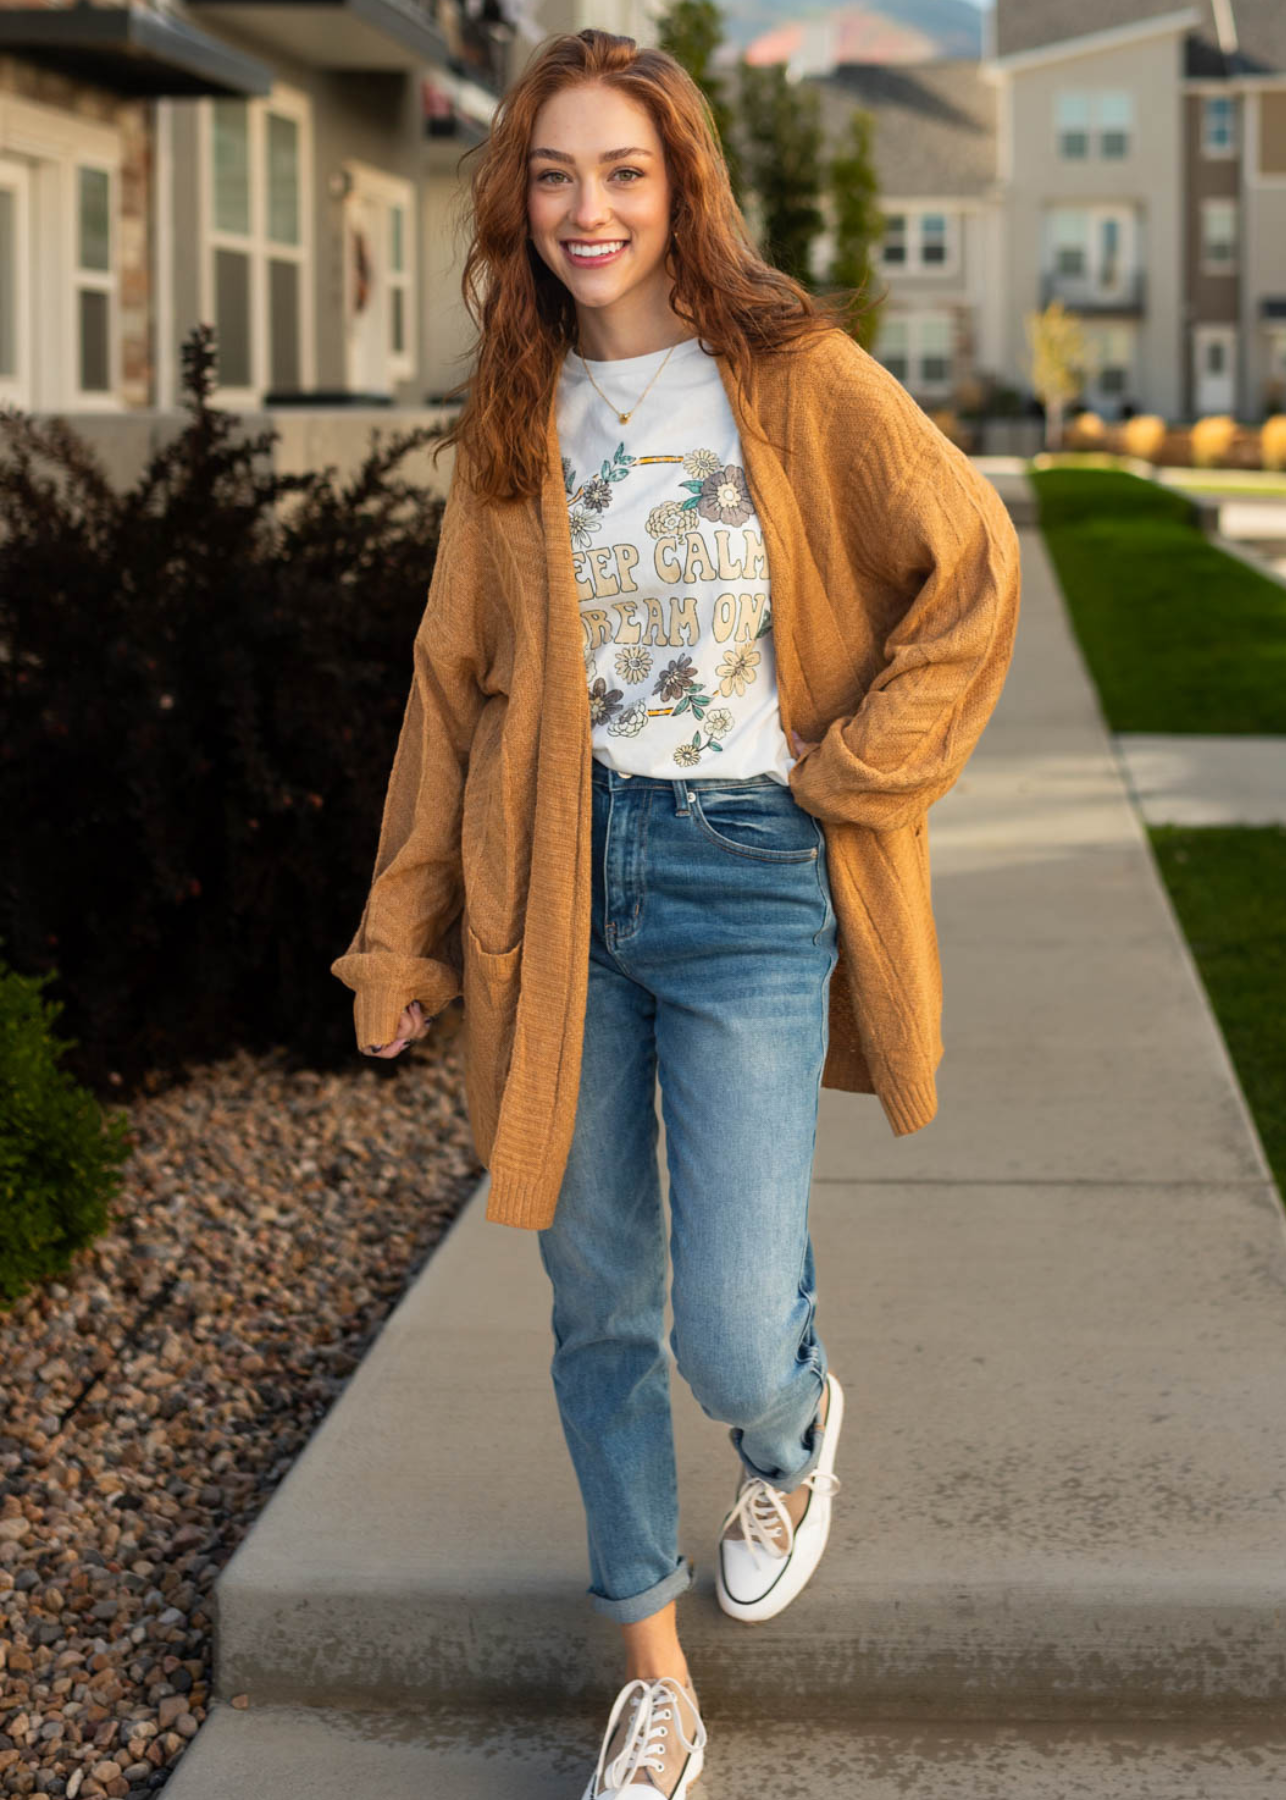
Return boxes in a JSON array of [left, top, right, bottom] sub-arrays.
[[618, 410, 630, 424]]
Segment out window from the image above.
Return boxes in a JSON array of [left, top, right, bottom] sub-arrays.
[[878, 206, 957, 274], [875, 314, 954, 391], [1052, 210, 1088, 278], [389, 200, 409, 363], [1202, 94, 1237, 156], [1201, 198, 1237, 270], [75, 164, 113, 394], [1083, 324, 1133, 397], [1056, 90, 1134, 159], [878, 316, 908, 380], [880, 212, 906, 265], [203, 86, 312, 399], [1098, 92, 1132, 159], [920, 213, 946, 266], [919, 316, 952, 384], [0, 99, 121, 410], [1056, 92, 1090, 158], [1099, 216, 1120, 287], [1044, 206, 1139, 300]]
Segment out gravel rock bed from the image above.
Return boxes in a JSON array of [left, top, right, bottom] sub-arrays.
[[0, 1023, 483, 1797]]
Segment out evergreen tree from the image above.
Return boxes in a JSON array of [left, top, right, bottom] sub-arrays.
[[825, 103, 885, 350], [737, 59, 826, 287], [655, 0, 747, 203]]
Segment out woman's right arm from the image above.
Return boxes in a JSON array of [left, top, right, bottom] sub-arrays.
[[331, 459, 492, 1054]]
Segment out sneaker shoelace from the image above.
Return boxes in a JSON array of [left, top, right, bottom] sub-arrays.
[[593, 1674, 706, 1793], [723, 1467, 842, 1572]]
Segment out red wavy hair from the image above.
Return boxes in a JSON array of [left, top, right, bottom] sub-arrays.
[[433, 27, 880, 503]]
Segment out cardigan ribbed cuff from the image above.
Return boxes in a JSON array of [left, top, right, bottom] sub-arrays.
[[352, 984, 423, 1054], [483, 1168, 559, 1232], [878, 1076, 939, 1137]]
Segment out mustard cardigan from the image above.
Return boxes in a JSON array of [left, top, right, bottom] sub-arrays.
[[331, 327, 1023, 1231]]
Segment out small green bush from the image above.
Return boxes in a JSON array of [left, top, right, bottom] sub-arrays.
[[0, 950, 132, 1310]]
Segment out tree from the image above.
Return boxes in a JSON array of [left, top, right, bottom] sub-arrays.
[[737, 59, 827, 288], [1026, 300, 1089, 451], [824, 102, 885, 351], [656, 0, 747, 204]]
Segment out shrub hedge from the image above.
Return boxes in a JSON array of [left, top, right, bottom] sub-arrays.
[[0, 325, 453, 1099]]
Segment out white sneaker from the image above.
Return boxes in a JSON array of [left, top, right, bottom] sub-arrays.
[[715, 1370, 844, 1624], [581, 1672, 707, 1797]]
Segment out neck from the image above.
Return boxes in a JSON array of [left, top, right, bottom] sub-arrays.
[[574, 312, 699, 364]]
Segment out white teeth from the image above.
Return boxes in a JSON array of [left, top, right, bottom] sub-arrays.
[[566, 241, 625, 259]]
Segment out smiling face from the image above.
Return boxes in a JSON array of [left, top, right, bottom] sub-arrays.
[[527, 81, 684, 358]]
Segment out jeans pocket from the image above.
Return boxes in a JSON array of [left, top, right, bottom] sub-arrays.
[[688, 785, 822, 863]]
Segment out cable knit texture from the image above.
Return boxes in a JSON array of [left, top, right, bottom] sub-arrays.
[[330, 327, 1023, 1230]]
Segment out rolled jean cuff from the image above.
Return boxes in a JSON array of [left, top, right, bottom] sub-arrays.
[[728, 1354, 829, 1495], [589, 1553, 695, 1625]]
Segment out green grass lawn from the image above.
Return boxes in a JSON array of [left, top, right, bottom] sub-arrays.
[[1148, 825, 1286, 1200], [1029, 467, 1285, 1205], [1028, 467, 1286, 732]]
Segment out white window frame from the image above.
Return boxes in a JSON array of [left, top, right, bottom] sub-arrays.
[[197, 82, 316, 408], [1200, 197, 1238, 273], [875, 312, 955, 396], [0, 94, 122, 411], [1201, 93, 1237, 158], [877, 203, 959, 277], [1054, 89, 1134, 160]]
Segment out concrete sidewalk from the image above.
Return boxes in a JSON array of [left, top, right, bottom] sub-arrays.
[[169, 473, 1286, 1795], [1113, 732, 1286, 826]]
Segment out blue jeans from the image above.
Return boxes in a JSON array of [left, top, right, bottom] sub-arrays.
[[535, 755, 840, 1626]]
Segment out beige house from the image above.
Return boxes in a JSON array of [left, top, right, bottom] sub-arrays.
[[808, 1, 1286, 425], [1, 0, 657, 424], [987, 0, 1286, 421], [810, 59, 1004, 417]]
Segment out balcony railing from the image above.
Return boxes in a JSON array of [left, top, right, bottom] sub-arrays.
[[1040, 269, 1147, 314]]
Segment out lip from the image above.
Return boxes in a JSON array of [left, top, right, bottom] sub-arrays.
[[561, 239, 628, 267]]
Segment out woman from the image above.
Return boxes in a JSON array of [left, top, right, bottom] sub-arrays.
[[331, 27, 1021, 1797]]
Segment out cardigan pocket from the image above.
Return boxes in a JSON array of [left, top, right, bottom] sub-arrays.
[[461, 918, 524, 1167]]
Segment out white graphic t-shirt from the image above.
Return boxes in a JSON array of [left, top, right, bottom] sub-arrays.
[[556, 333, 797, 784]]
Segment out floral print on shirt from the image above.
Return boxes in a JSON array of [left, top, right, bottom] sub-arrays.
[[565, 445, 773, 770]]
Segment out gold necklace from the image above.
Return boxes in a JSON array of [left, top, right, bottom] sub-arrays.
[[575, 336, 686, 425]]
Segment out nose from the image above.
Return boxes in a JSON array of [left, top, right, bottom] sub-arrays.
[[568, 178, 614, 231]]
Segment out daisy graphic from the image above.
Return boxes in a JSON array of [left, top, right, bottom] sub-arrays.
[[715, 645, 761, 697]]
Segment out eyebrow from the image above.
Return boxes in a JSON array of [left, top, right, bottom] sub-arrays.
[[527, 145, 655, 165]]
